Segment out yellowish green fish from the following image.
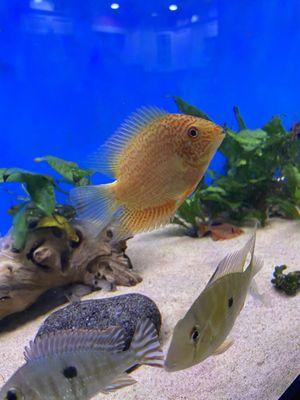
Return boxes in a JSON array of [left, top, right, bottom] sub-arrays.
[[165, 227, 263, 372], [0, 319, 163, 399], [70, 107, 225, 239]]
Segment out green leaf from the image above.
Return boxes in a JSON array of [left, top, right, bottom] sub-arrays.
[[268, 197, 299, 219], [11, 203, 29, 251], [28, 178, 55, 215], [0, 168, 55, 215], [227, 129, 267, 151], [173, 96, 212, 121], [219, 129, 241, 160], [206, 169, 216, 179], [236, 159, 247, 167], [177, 201, 196, 225], [0, 168, 50, 183], [282, 164, 300, 201], [203, 186, 227, 195], [263, 116, 286, 137], [35, 156, 93, 186], [239, 209, 267, 226], [233, 106, 247, 131]]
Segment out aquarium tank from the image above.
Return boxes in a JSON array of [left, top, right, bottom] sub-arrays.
[[1, 0, 299, 232], [0, 1, 299, 400]]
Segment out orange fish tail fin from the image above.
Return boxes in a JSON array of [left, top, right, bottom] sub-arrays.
[[69, 183, 118, 235]]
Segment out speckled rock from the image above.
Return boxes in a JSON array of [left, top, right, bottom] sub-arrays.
[[36, 293, 162, 350]]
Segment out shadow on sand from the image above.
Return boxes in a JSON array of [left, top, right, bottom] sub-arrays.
[[0, 287, 69, 334]]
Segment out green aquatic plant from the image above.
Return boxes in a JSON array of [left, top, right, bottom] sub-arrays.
[[35, 155, 93, 186], [0, 156, 139, 322], [271, 265, 300, 295], [173, 97, 300, 235], [0, 157, 93, 251]]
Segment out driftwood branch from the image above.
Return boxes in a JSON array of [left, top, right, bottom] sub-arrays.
[[0, 224, 141, 321]]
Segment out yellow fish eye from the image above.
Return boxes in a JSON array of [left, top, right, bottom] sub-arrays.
[[5, 388, 23, 400], [187, 126, 200, 139], [190, 327, 200, 343]]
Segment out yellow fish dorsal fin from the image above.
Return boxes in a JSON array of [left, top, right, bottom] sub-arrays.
[[206, 228, 257, 287], [88, 106, 167, 177], [24, 327, 125, 362]]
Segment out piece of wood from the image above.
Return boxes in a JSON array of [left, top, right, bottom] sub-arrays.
[[0, 224, 141, 321]]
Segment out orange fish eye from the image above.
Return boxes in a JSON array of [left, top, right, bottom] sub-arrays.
[[187, 126, 200, 139]]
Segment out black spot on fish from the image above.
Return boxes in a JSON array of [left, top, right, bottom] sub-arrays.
[[63, 366, 78, 379], [228, 297, 234, 308], [6, 389, 18, 400]]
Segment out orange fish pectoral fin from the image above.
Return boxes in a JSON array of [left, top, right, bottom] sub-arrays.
[[116, 201, 177, 238]]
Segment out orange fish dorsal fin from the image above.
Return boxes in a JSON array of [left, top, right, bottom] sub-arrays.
[[88, 106, 167, 178], [113, 200, 177, 239], [24, 327, 125, 362]]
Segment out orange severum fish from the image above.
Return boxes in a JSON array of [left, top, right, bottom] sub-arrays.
[[70, 107, 225, 238]]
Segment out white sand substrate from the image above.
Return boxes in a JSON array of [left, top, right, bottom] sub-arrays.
[[0, 218, 299, 400]]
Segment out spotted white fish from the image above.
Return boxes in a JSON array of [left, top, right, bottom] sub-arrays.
[[165, 227, 263, 372], [0, 319, 163, 399]]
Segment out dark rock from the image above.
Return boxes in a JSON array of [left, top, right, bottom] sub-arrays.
[[36, 293, 162, 350]]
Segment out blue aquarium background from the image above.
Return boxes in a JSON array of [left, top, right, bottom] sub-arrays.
[[0, 0, 299, 232]]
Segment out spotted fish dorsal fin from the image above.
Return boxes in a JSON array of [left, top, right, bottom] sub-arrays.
[[88, 107, 167, 177], [24, 326, 125, 362], [207, 229, 256, 287]]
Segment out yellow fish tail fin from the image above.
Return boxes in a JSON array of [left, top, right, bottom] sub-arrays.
[[250, 255, 264, 278], [249, 256, 268, 305], [70, 183, 118, 235]]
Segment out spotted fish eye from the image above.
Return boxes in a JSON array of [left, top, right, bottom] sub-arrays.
[[190, 327, 200, 343], [5, 388, 23, 400], [187, 126, 200, 139]]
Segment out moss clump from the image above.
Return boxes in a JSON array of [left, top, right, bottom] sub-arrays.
[[271, 265, 300, 296]]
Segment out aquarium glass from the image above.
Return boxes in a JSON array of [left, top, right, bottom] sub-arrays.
[[0, 0, 299, 231]]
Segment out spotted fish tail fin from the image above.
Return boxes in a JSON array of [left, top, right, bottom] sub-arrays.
[[69, 183, 119, 236], [130, 319, 164, 368]]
